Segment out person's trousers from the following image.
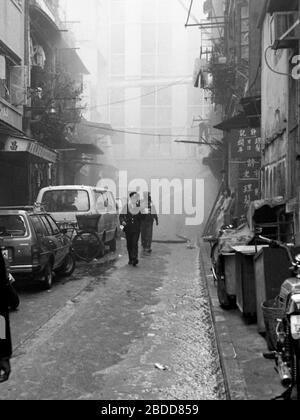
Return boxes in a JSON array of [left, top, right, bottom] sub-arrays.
[[125, 231, 140, 262], [141, 219, 154, 251]]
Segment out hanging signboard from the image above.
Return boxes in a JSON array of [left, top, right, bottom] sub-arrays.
[[230, 127, 262, 159]]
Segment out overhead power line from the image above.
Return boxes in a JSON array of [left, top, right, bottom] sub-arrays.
[[86, 78, 190, 110], [102, 126, 214, 143]]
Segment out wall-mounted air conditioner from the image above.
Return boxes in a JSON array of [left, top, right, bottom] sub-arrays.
[[270, 12, 299, 50]]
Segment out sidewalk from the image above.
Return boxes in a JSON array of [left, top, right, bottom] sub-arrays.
[[199, 242, 284, 401]]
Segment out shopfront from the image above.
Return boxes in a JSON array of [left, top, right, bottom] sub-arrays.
[[0, 135, 57, 206]]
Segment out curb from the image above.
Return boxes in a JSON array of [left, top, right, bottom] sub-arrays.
[[198, 244, 248, 401]]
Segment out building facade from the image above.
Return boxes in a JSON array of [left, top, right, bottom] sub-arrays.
[[0, 0, 58, 205], [100, 0, 217, 241]]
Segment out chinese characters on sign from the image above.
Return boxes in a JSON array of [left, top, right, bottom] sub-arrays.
[[239, 158, 261, 181], [231, 127, 262, 159], [230, 128, 261, 216]]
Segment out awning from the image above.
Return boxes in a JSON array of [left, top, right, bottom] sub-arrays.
[[58, 39, 90, 75], [0, 136, 58, 163], [55, 140, 104, 155], [78, 120, 115, 136], [214, 113, 250, 131]]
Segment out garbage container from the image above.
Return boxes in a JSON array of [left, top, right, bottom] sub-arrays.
[[223, 253, 238, 296], [234, 247, 258, 323], [254, 248, 291, 334]]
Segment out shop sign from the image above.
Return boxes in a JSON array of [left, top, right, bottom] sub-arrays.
[[1, 137, 57, 163], [238, 158, 261, 180], [231, 127, 262, 159], [237, 180, 260, 212]]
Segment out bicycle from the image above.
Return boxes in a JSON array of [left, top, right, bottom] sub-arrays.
[[63, 215, 103, 263]]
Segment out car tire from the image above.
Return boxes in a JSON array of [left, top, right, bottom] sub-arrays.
[[41, 263, 53, 290], [98, 238, 105, 258], [57, 252, 76, 277]]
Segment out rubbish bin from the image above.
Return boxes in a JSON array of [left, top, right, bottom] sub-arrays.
[[254, 248, 291, 334], [222, 252, 238, 301], [235, 248, 257, 323]]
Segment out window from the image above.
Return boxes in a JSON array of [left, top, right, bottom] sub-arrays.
[[107, 193, 116, 211], [31, 216, 48, 237], [110, 0, 125, 22], [0, 215, 26, 237], [95, 192, 106, 212], [141, 108, 156, 127], [157, 89, 172, 106], [42, 190, 90, 213], [44, 216, 60, 235], [111, 25, 125, 54], [141, 87, 156, 106], [157, 24, 172, 53], [142, 0, 157, 22], [157, 107, 172, 128], [111, 54, 125, 76], [141, 55, 156, 75], [142, 25, 156, 53], [39, 216, 53, 236]]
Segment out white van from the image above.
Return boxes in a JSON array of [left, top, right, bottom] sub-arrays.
[[36, 186, 119, 254]]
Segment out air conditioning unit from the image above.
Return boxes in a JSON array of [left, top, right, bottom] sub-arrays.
[[270, 12, 299, 50]]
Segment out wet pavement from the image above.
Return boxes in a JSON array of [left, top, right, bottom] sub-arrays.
[[0, 240, 226, 400]]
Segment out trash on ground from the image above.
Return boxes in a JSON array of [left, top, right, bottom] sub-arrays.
[[155, 363, 169, 371]]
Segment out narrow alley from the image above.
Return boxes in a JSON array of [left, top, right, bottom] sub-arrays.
[[0, 242, 225, 400]]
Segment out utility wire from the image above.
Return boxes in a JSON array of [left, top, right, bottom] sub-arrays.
[[100, 127, 202, 139], [264, 46, 290, 77], [86, 77, 189, 110]]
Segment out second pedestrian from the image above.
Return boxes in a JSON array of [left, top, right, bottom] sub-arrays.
[[120, 192, 142, 267]]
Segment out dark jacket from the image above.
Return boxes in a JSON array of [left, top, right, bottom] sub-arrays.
[[120, 205, 142, 233], [141, 203, 158, 225], [0, 251, 12, 359]]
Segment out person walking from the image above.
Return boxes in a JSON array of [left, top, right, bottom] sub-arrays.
[[140, 192, 159, 254], [0, 249, 12, 383], [120, 192, 142, 267]]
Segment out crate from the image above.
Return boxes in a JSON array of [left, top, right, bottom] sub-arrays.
[[76, 215, 101, 231]]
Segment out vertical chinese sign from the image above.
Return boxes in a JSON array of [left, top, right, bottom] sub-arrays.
[[230, 127, 262, 218]]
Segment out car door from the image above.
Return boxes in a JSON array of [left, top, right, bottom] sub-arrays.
[[106, 192, 118, 241], [47, 215, 70, 262], [40, 215, 66, 268], [95, 191, 107, 238], [30, 215, 56, 269]]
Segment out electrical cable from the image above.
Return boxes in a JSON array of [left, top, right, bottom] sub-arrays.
[[86, 77, 189, 110], [264, 46, 290, 77], [102, 127, 202, 139]]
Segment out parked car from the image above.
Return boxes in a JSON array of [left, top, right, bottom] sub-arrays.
[[0, 207, 76, 290], [0, 239, 20, 310], [36, 186, 120, 256]]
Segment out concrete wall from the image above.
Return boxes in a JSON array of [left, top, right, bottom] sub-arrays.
[[261, 13, 289, 200], [0, 0, 24, 59]]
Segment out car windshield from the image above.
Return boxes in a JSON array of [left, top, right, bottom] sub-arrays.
[[0, 215, 27, 237], [42, 190, 90, 213]]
